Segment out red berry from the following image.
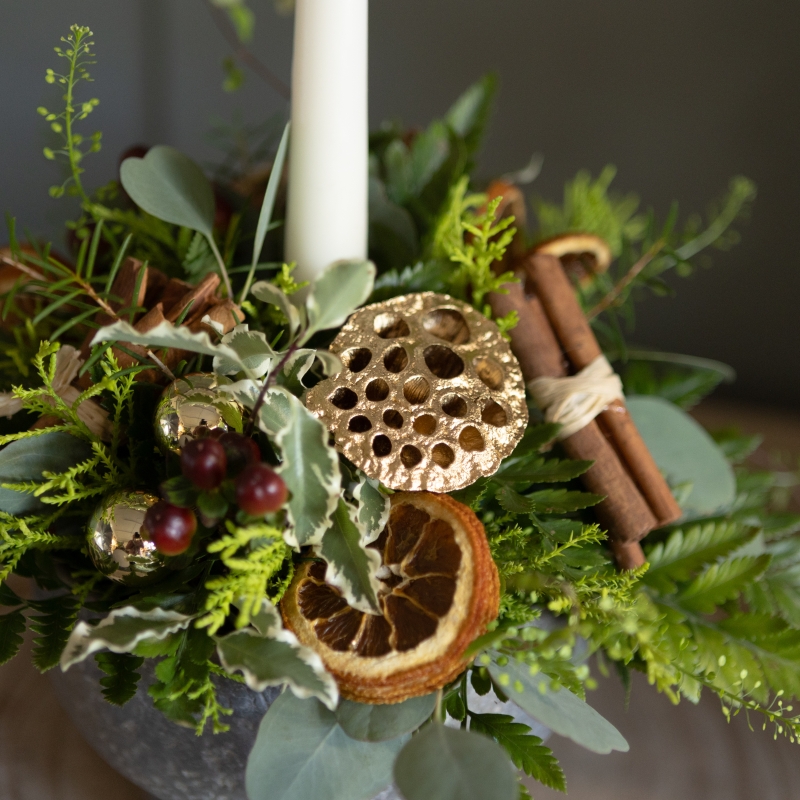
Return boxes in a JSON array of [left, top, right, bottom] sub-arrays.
[[219, 432, 261, 476], [235, 463, 288, 516], [181, 438, 227, 490], [142, 501, 197, 555]]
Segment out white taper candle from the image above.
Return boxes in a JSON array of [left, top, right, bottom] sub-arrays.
[[285, 0, 369, 285]]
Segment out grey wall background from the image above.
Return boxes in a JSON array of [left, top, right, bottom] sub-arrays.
[[1, 1, 798, 407]]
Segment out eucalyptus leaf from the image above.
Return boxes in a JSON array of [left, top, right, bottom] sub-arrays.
[[246, 692, 404, 800], [487, 655, 628, 754], [626, 395, 736, 518], [0, 431, 92, 515], [120, 145, 215, 236], [60, 607, 193, 670], [216, 613, 337, 709], [336, 694, 436, 742], [304, 260, 376, 339], [318, 499, 382, 614], [394, 723, 517, 800], [272, 391, 340, 548]]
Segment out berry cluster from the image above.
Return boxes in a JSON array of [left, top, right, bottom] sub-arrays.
[[143, 430, 288, 556]]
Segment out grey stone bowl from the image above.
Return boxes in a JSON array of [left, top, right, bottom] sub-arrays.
[[50, 658, 548, 800], [49, 658, 402, 800]]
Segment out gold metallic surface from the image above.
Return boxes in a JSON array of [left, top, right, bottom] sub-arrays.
[[305, 293, 528, 492], [87, 491, 162, 583], [154, 373, 242, 453]]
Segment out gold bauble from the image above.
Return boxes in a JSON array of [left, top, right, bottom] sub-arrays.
[[87, 491, 162, 583], [154, 373, 242, 453], [304, 293, 528, 492]]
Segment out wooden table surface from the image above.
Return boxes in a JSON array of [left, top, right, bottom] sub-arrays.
[[2, 398, 799, 800]]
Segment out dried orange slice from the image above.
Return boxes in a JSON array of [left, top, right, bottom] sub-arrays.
[[534, 233, 613, 285], [281, 492, 500, 704]]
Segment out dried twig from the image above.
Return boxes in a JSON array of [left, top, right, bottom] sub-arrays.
[[207, 2, 291, 101], [586, 240, 665, 320]]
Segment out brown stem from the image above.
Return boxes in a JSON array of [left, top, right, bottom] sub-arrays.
[[246, 341, 300, 436], [207, 3, 291, 101], [0, 254, 46, 282], [586, 240, 665, 321]]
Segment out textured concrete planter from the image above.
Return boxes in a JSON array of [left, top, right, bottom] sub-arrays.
[[50, 658, 403, 800]]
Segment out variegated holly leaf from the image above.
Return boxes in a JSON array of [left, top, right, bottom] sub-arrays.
[[281, 349, 317, 394], [270, 391, 340, 548], [60, 607, 193, 670], [216, 600, 337, 709], [213, 325, 275, 377], [315, 350, 344, 377], [251, 280, 303, 336], [303, 260, 376, 341], [318, 499, 382, 614], [92, 320, 248, 371], [353, 474, 389, 546]]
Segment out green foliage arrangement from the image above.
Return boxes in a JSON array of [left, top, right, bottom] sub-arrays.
[[0, 22, 797, 800]]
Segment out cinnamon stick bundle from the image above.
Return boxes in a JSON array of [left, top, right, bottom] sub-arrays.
[[490, 254, 682, 569], [525, 255, 682, 529]]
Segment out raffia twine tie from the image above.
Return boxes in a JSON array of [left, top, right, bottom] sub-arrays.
[[0, 345, 112, 440], [528, 355, 623, 440]]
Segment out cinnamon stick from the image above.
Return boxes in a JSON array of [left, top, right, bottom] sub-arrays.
[[489, 279, 656, 552], [525, 254, 682, 528]]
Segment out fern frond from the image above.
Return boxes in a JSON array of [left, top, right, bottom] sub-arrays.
[[95, 652, 145, 706], [28, 594, 79, 672], [645, 522, 756, 593], [678, 555, 771, 614]]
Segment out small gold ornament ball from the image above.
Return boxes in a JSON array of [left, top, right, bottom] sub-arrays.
[[154, 373, 243, 453], [87, 491, 162, 583]]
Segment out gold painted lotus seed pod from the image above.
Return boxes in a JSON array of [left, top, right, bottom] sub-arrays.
[[154, 373, 243, 453], [304, 293, 528, 492], [87, 491, 163, 583]]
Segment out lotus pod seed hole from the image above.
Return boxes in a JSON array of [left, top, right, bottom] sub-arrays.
[[474, 356, 504, 390], [366, 379, 391, 402], [441, 395, 468, 418], [383, 409, 405, 429], [403, 376, 431, 405], [343, 347, 373, 373], [383, 346, 409, 374], [330, 387, 359, 410], [422, 308, 470, 344], [400, 445, 423, 468], [413, 415, 437, 436], [374, 313, 410, 339], [432, 443, 455, 469], [372, 435, 393, 457], [349, 416, 372, 433], [459, 426, 485, 452], [482, 400, 508, 427], [424, 345, 465, 380]]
